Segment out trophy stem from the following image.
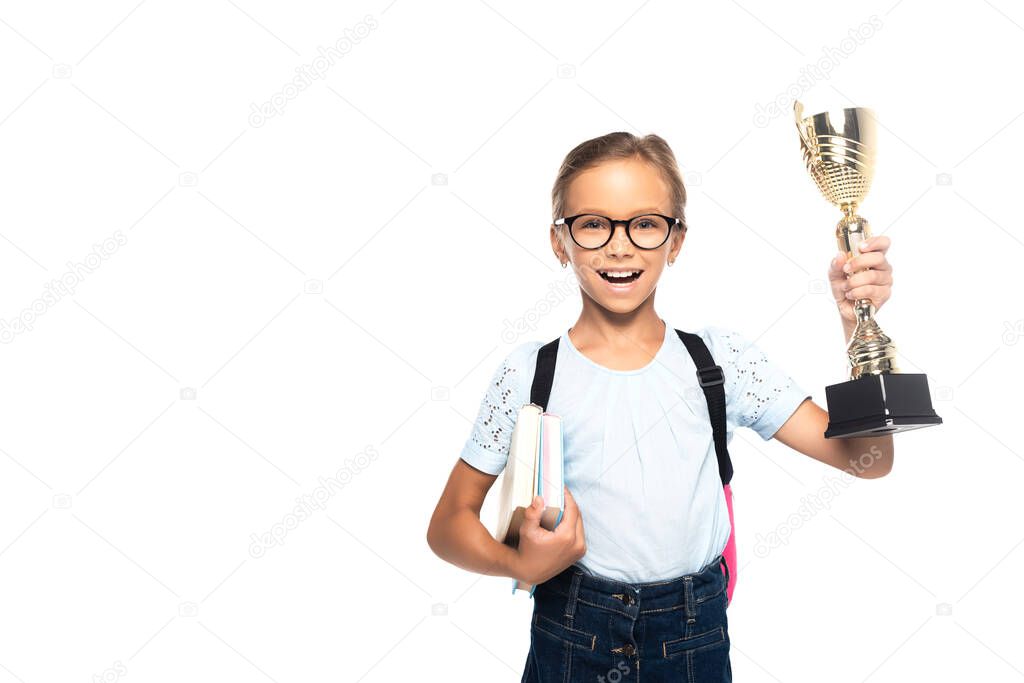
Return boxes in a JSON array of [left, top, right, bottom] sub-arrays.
[[836, 211, 900, 379]]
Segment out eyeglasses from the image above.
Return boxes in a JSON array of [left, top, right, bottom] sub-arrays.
[[554, 213, 682, 250]]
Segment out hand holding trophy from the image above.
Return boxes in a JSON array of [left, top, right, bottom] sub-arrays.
[[794, 100, 942, 438]]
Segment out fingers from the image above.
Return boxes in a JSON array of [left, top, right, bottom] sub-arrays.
[[829, 239, 892, 303], [563, 486, 577, 507], [554, 487, 579, 537], [858, 235, 890, 255], [829, 253, 849, 307], [843, 268, 892, 290], [562, 487, 579, 520], [568, 489, 585, 558], [830, 237, 892, 277], [844, 284, 891, 307], [570, 510, 586, 560], [522, 495, 543, 528], [828, 252, 854, 309], [843, 250, 891, 275], [828, 251, 848, 283], [564, 487, 583, 531]]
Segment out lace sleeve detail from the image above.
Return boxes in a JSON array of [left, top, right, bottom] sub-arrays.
[[709, 326, 811, 441], [459, 344, 537, 475]]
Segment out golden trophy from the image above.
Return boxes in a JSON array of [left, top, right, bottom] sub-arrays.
[[794, 100, 942, 438]]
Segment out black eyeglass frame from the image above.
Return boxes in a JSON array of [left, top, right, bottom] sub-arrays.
[[553, 213, 684, 250]]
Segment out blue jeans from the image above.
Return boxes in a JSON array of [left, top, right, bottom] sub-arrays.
[[521, 554, 731, 682]]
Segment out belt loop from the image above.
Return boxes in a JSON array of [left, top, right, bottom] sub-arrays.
[[564, 569, 584, 621], [720, 554, 730, 588], [683, 576, 696, 621]]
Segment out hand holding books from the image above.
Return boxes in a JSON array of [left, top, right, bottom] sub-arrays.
[[509, 487, 586, 593], [493, 403, 584, 595]]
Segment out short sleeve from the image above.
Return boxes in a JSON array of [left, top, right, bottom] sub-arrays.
[[708, 326, 811, 441], [458, 343, 540, 475]]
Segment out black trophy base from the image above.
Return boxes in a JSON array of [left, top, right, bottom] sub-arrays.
[[824, 372, 943, 439]]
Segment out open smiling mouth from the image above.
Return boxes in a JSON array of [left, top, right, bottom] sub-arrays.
[[598, 269, 643, 284]]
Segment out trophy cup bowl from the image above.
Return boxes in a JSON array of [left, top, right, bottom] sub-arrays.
[[794, 101, 942, 438]]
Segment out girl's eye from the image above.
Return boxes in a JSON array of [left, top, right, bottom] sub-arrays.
[[634, 220, 654, 230]]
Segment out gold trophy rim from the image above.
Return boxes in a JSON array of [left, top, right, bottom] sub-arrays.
[[793, 100, 879, 213]]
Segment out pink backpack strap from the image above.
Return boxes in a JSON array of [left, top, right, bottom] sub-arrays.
[[721, 484, 736, 604]]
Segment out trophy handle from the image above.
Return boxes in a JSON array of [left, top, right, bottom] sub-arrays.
[[793, 101, 813, 150]]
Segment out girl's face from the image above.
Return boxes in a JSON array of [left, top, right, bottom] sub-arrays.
[[551, 158, 684, 315]]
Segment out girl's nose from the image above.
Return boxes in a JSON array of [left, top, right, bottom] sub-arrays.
[[606, 224, 633, 253]]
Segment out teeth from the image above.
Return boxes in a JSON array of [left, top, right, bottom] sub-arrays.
[[603, 271, 639, 278]]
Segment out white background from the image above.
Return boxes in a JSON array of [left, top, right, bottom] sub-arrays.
[[0, 1, 1021, 681]]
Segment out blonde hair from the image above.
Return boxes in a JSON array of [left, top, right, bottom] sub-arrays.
[[550, 132, 688, 234]]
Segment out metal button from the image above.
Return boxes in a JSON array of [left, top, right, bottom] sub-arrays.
[[612, 643, 637, 657], [612, 592, 636, 606]]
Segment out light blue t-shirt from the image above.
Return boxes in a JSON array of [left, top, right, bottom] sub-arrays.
[[459, 319, 811, 584]]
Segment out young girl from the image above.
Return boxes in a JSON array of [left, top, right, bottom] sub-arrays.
[[427, 132, 895, 682]]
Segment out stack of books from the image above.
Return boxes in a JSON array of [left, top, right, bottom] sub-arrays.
[[493, 403, 565, 596]]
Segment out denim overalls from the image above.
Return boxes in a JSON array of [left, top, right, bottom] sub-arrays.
[[521, 553, 731, 682]]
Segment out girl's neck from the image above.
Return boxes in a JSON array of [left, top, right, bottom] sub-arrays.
[[567, 297, 666, 371]]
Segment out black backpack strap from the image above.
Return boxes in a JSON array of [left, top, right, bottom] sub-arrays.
[[675, 330, 733, 485], [529, 338, 560, 410]]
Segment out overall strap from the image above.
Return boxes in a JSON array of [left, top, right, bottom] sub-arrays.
[[529, 338, 560, 410], [675, 330, 734, 485]]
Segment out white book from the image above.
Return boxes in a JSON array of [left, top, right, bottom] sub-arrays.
[[494, 404, 541, 547], [492, 403, 565, 597]]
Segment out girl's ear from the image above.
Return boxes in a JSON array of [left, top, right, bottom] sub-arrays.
[[550, 224, 568, 264], [667, 227, 685, 264]]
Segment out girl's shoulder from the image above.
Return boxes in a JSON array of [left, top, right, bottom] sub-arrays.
[[682, 323, 811, 439], [458, 340, 547, 475], [493, 339, 544, 374], [675, 323, 781, 397], [677, 324, 758, 367], [491, 339, 546, 391]]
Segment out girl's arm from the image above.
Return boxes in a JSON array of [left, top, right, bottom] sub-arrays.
[[427, 459, 587, 584], [772, 399, 894, 478], [772, 234, 897, 478], [426, 459, 520, 578]]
